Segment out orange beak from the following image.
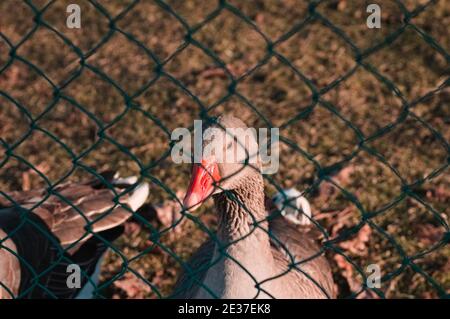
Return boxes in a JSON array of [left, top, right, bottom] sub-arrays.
[[183, 159, 221, 211]]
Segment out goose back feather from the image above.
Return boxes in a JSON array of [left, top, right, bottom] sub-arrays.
[[0, 174, 149, 299]]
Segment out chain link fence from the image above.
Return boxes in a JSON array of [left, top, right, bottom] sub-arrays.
[[0, 0, 449, 299]]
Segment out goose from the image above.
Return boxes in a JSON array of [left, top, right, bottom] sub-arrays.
[[172, 115, 336, 299], [0, 172, 149, 299]]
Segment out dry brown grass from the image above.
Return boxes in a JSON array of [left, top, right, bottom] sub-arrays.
[[0, 0, 448, 298]]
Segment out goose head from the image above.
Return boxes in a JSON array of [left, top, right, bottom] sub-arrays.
[[183, 115, 262, 211]]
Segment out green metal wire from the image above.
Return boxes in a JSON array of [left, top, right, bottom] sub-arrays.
[[0, 0, 448, 299]]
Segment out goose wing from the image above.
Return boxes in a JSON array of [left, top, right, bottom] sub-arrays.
[[269, 216, 336, 298], [0, 174, 149, 298], [171, 239, 215, 298], [0, 229, 20, 299], [0, 177, 149, 247]]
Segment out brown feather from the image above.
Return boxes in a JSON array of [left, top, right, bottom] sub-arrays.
[[173, 211, 336, 298], [172, 239, 215, 298], [0, 178, 138, 248], [269, 217, 336, 298], [0, 229, 20, 299]]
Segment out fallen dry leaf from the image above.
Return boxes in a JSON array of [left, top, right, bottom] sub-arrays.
[[316, 165, 356, 205], [334, 254, 357, 290], [21, 172, 30, 191], [328, 207, 355, 237], [334, 253, 379, 299], [426, 186, 450, 202], [113, 272, 151, 299], [155, 190, 185, 233], [200, 67, 227, 79], [415, 223, 444, 246], [124, 221, 142, 236], [338, 224, 372, 256]]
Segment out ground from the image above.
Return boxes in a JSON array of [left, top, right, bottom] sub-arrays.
[[0, 0, 449, 298]]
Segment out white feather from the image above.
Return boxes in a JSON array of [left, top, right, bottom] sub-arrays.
[[113, 176, 138, 185], [75, 256, 103, 299], [127, 182, 149, 211], [272, 188, 312, 226]]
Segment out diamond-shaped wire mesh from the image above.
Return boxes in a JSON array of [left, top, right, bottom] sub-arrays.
[[0, 0, 449, 299]]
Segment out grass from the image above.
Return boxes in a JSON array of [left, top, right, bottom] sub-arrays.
[[0, 0, 448, 298]]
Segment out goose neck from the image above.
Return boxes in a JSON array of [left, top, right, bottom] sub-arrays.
[[214, 174, 267, 242]]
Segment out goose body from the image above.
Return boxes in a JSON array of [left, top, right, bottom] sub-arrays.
[[0, 173, 149, 299], [173, 115, 335, 299]]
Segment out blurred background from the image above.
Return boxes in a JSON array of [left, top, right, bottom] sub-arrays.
[[0, 0, 448, 298]]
